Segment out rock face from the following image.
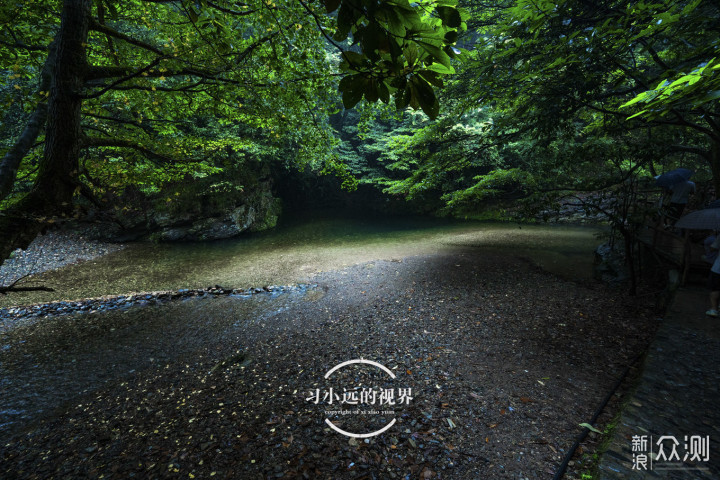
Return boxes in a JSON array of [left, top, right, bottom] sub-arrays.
[[149, 186, 281, 242], [80, 164, 282, 242]]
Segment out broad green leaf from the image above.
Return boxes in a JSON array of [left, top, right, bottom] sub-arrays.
[[342, 51, 365, 68], [362, 79, 378, 102], [378, 81, 390, 103], [411, 75, 439, 119], [382, 7, 407, 38], [418, 70, 443, 88], [437, 6, 462, 28], [424, 62, 455, 75], [417, 41, 453, 69], [324, 0, 341, 13], [444, 30, 458, 44], [404, 43, 419, 66]]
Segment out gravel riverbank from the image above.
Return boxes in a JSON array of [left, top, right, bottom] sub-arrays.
[[0, 231, 125, 286]]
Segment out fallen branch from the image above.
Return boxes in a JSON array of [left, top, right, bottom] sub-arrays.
[[0, 285, 55, 295], [0, 257, 54, 295]]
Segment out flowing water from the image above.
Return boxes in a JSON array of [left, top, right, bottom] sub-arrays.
[[0, 214, 603, 435]]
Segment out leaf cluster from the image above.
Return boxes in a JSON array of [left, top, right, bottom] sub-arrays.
[[323, 0, 469, 118]]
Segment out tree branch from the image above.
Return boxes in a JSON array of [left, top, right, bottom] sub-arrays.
[[206, 0, 255, 16], [81, 136, 177, 163], [0, 38, 49, 52], [84, 113, 157, 135], [669, 144, 711, 160], [296, 0, 346, 55], [701, 108, 720, 135], [0, 285, 55, 295], [0, 271, 54, 295], [85, 62, 234, 82], [88, 18, 165, 55], [98, 81, 207, 93], [666, 110, 719, 141], [638, 39, 671, 72], [81, 55, 169, 98], [94, 2, 120, 65]]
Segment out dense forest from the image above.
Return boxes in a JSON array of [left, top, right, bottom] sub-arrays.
[[1, 0, 719, 266]]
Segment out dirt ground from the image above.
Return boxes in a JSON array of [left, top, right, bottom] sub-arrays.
[[0, 249, 657, 479]]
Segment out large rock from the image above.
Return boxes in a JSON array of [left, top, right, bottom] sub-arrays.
[[150, 187, 282, 242], [80, 164, 282, 242]]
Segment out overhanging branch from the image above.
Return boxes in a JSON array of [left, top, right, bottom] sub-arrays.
[[206, 0, 255, 16], [0, 284, 55, 295], [89, 18, 164, 56], [669, 144, 711, 160], [81, 136, 177, 164], [0, 38, 49, 52]]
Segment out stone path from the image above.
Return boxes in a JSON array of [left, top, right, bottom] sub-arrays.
[[597, 286, 720, 479]]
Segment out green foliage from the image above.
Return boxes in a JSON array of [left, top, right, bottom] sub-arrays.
[[623, 58, 720, 119], [0, 0, 474, 227], [366, 0, 720, 217], [617, 1, 720, 119], [441, 168, 534, 212], [0, 0, 349, 206], [324, 0, 469, 118], [3, 0, 718, 230]]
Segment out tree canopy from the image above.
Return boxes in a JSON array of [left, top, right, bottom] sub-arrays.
[[361, 0, 720, 217]]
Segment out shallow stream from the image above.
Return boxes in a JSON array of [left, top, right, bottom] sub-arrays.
[[0, 215, 602, 435]]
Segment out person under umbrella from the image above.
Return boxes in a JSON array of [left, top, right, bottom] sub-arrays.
[[676, 203, 720, 317], [655, 168, 695, 225], [667, 179, 696, 223]]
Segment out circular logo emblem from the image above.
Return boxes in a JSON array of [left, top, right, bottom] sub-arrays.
[[305, 358, 413, 438], [323, 359, 397, 438]]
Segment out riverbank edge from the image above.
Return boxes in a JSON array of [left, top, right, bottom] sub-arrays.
[[0, 231, 125, 287]]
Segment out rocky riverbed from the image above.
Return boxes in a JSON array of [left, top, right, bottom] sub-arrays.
[[3, 219, 655, 479]]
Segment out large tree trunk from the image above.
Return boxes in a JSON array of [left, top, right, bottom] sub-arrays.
[[37, 0, 90, 207], [0, 0, 90, 264]]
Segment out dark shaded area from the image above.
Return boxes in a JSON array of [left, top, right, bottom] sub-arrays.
[[272, 166, 422, 217]]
